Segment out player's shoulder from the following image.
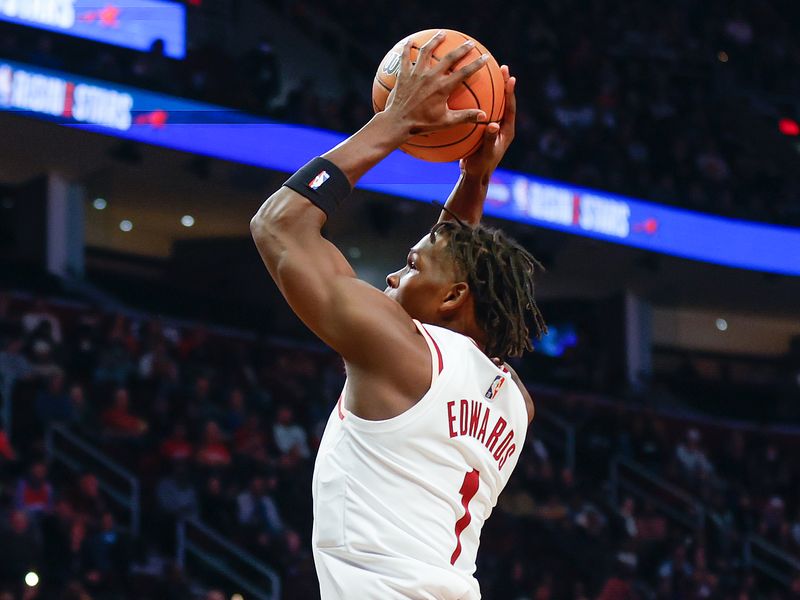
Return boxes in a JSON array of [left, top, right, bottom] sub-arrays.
[[417, 322, 479, 350], [503, 364, 534, 424]]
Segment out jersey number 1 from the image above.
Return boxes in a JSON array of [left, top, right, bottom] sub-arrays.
[[450, 468, 480, 565]]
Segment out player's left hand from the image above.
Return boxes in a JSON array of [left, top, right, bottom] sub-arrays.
[[460, 65, 516, 179], [385, 31, 490, 137]]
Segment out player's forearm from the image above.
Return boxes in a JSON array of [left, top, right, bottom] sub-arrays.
[[253, 111, 408, 238], [322, 111, 410, 187], [439, 170, 490, 226]]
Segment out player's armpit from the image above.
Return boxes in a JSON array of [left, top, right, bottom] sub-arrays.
[[250, 186, 425, 374]]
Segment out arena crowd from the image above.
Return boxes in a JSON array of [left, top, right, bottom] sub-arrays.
[[1, 291, 799, 599]]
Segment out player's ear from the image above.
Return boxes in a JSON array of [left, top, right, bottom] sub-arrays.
[[441, 282, 470, 312]]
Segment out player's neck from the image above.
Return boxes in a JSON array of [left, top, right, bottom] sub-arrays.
[[433, 315, 488, 355]]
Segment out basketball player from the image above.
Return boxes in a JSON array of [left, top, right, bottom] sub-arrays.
[[251, 32, 546, 599]]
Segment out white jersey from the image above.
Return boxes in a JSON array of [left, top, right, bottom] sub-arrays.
[[312, 320, 530, 599]]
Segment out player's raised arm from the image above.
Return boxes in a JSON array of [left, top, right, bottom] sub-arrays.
[[439, 65, 517, 226], [250, 33, 488, 368]]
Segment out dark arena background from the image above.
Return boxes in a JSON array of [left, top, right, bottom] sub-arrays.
[[1, 0, 800, 598]]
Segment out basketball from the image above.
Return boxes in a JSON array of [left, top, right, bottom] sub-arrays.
[[372, 29, 505, 163]]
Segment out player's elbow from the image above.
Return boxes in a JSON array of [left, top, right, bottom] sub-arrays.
[[251, 188, 312, 239], [251, 193, 288, 242]]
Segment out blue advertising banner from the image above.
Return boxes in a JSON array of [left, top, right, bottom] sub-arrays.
[[1, 58, 799, 276], [0, 0, 186, 58]]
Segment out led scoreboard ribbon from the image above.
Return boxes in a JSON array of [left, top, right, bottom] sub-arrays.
[[1, 58, 799, 276], [0, 0, 186, 59]]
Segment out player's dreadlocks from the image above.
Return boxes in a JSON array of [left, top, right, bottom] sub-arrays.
[[430, 215, 548, 361]]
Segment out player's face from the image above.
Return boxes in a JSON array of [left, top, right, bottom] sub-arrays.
[[384, 233, 459, 322]]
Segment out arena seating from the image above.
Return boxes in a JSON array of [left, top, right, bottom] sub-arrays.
[[2, 290, 799, 599]]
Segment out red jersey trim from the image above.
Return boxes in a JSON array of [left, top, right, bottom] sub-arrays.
[[419, 324, 444, 376]]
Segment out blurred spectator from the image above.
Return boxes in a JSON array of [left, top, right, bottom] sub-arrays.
[[675, 428, 714, 480], [25, 319, 62, 379], [221, 387, 247, 434], [616, 496, 638, 539], [156, 462, 199, 519], [68, 318, 100, 380], [273, 405, 310, 459], [0, 510, 41, 587], [657, 544, 694, 596], [185, 374, 215, 426], [0, 427, 16, 464], [101, 387, 148, 437], [597, 564, 636, 600], [635, 502, 668, 544], [93, 340, 134, 387], [21, 299, 62, 343], [63, 520, 92, 584], [138, 340, 179, 386], [67, 473, 108, 525], [35, 372, 73, 424], [236, 475, 285, 536], [195, 420, 232, 468], [0, 337, 33, 400], [15, 460, 54, 515], [160, 422, 194, 462], [200, 475, 234, 533], [233, 412, 273, 465], [574, 500, 610, 543], [86, 512, 129, 586], [759, 496, 788, 543], [67, 382, 89, 427]]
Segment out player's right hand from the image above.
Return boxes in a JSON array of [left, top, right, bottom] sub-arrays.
[[460, 65, 516, 180], [384, 31, 489, 136]]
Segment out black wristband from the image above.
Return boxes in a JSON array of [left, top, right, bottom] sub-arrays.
[[282, 157, 352, 218]]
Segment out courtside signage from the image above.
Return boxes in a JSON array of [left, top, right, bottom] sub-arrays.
[[0, 0, 186, 58], [1, 58, 799, 276]]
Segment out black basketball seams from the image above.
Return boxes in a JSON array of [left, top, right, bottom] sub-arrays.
[[374, 76, 393, 94]]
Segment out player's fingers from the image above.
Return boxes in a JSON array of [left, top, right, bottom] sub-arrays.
[[447, 53, 489, 88], [447, 108, 487, 126], [434, 40, 475, 75], [415, 30, 446, 72], [502, 75, 517, 137], [500, 64, 510, 83], [399, 37, 413, 78], [475, 123, 500, 157]]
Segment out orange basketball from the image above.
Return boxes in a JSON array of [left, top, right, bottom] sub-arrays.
[[372, 29, 505, 163]]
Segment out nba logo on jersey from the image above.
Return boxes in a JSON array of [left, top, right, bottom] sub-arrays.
[[484, 375, 506, 400], [308, 170, 330, 190]]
